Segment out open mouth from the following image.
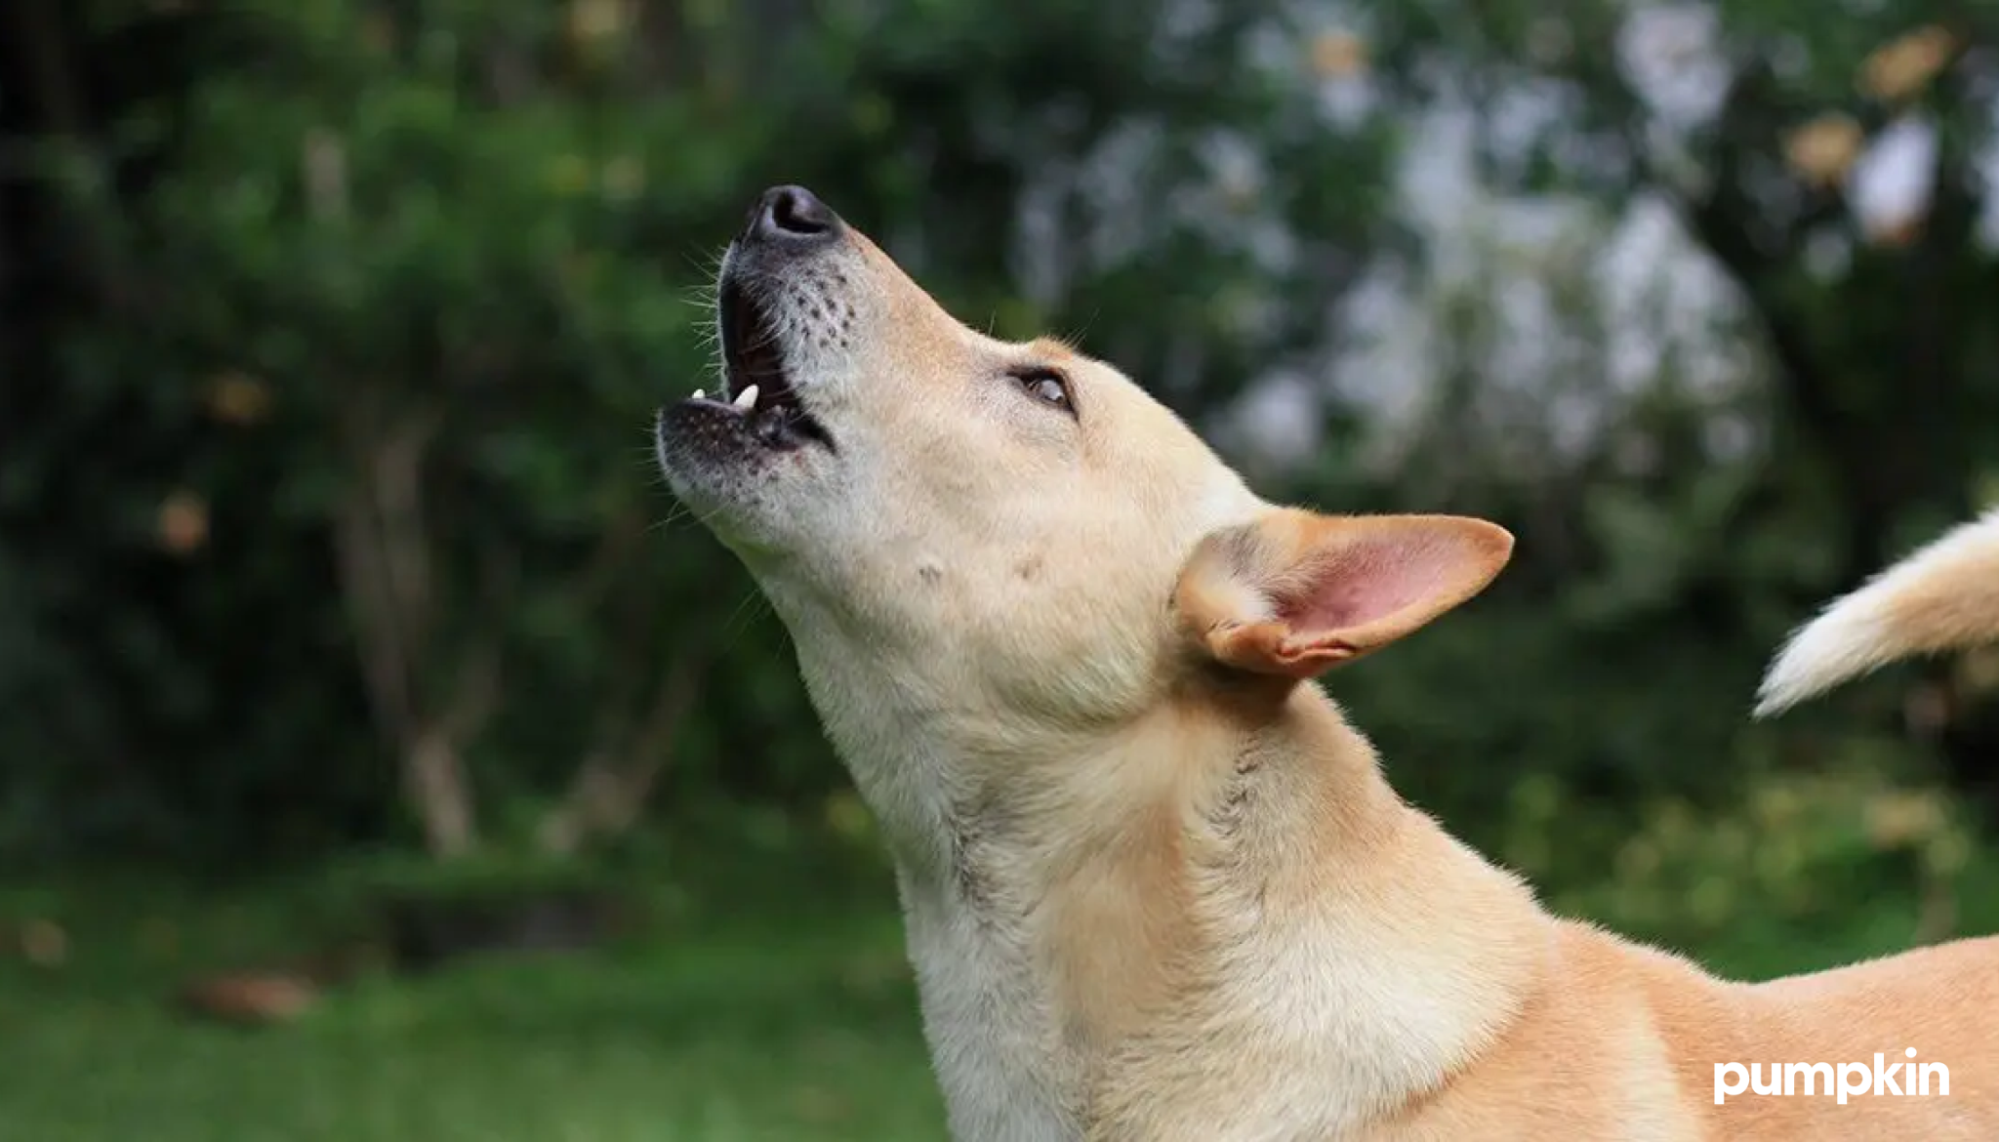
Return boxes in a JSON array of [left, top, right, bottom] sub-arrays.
[[687, 281, 834, 452]]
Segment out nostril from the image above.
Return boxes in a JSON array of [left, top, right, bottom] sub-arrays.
[[755, 185, 839, 240], [771, 190, 825, 234]]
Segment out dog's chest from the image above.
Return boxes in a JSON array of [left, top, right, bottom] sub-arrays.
[[900, 875, 1078, 1141]]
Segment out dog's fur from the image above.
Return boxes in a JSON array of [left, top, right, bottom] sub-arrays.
[[655, 187, 1999, 1141], [1756, 509, 1999, 717]]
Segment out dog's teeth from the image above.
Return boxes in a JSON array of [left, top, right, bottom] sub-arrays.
[[733, 384, 759, 410], [692, 388, 706, 400]]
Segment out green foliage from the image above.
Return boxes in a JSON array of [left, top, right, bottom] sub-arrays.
[[3, 0, 1396, 861], [3, 0, 1995, 900], [1502, 739, 1982, 955]]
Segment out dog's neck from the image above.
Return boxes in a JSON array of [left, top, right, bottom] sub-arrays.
[[793, 631, 1552, 1140]]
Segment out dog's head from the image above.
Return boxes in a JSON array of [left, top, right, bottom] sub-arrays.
[[656, 187, 1512, 771]]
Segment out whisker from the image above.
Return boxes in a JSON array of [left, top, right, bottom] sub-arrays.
[[718, 584, 772, 645], [1063, 305, 1104, 347]]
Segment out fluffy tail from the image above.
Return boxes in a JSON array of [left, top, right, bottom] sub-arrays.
[[1755, 508, 1999, 718]]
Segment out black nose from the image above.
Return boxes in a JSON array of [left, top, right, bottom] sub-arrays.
[[745, 185, 841, 244]]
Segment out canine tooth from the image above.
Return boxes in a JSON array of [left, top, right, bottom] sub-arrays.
[[693, 388, 706, 400], [733, 384, 759, 410]]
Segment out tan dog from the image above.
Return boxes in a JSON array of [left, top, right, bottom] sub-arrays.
[[654, 185, 1999, 1141]]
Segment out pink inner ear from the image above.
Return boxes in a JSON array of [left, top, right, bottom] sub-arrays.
[[1278, 534, 1455, 634]]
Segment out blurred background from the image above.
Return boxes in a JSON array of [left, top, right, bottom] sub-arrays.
[[3, 0, 1997, 1137]]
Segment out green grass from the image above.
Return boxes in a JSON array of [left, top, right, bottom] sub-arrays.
[[0, 854, 947, 1141]]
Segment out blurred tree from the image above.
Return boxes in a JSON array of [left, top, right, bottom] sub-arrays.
[[0, 0, 1393, 864], [4, 0, 1994, 898], [1351, 0, 1999, 824]]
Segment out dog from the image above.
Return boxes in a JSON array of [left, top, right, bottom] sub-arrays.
[[654, 185, 1999, 1140]]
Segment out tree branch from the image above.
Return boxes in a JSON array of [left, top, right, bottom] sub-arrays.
[[537, 652, 703, 855]]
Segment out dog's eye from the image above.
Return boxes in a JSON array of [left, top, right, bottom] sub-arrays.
[[1013, 368, 1073, 414]]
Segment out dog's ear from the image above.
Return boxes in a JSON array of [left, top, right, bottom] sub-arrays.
[[1174, 509, 1513, 680]]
